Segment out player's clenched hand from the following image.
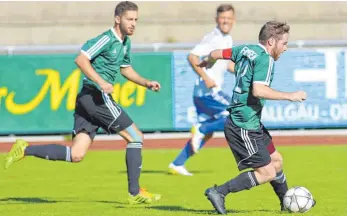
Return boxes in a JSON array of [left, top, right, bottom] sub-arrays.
[[99, 81, 114, 94], [204, 77, 217, 89], [289, 90, 307, 102], [145, 80, 161, 92], [197, 57, 216, 69], [197, 59, 209, 68]]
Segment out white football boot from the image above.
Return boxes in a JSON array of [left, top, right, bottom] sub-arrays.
[[168, 163, 193, 176]]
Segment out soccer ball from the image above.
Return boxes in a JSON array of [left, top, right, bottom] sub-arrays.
[[283, 186, 314, 213]]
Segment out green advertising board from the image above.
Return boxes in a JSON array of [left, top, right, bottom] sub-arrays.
[[0, 53, 173, 134]]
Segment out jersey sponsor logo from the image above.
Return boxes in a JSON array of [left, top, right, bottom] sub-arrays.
[[124, 47, 127, 55], [240, 47, 258, 61]]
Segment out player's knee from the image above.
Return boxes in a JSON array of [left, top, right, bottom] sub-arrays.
[[71, 151, 86, 163], [139, 132, 144, 143], [256, 164, 277, 183], [271, 152, 283, 172], [71, 133, 92, 163], [131, 131, 143, 143], [124, 125, 143, 143], [275, 155, 283, 172], [264, 166, 277, 182]]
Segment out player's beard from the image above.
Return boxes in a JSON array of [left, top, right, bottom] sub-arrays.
[[272, 43, 281, 61], [120, 23, 134, 36]]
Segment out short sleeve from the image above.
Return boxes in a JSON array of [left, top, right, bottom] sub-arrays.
[[81, 34, 111, 60], [253, 55, 274, 86]]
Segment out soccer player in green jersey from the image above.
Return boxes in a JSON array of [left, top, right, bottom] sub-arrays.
[[4, 1, 161, 204], [200, 21, 315, 214]]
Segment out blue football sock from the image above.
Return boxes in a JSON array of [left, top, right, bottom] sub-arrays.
[[173, 138, 207, 166], [171, 118, 226, 167]]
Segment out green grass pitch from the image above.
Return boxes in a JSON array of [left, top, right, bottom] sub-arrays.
[[0, 145, 346, 216]]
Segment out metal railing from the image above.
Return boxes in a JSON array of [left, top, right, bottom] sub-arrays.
[[1, 40, 347, 55]]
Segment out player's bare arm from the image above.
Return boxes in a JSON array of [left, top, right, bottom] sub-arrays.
[[75, 53, 114, 93], [188, 53, 216, 88], [198, 48, 232, 68], [252, 83, 307, 102], [120, 66, 161, 92]]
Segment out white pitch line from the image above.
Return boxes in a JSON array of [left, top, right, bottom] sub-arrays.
[[0, 129, 346, 143]]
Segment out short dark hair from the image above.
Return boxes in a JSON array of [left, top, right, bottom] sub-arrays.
[[216, 4, 235, 16], [114, 1, 138, 17], [258, 21, 290, 44]]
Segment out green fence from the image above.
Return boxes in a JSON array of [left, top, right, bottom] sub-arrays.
[[0, 53, 173, 134]]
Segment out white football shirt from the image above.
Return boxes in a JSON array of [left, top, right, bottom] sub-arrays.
[[190, 27, 233, 97]]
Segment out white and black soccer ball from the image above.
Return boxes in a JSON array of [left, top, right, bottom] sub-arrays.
[[283, 186, 314, 213]]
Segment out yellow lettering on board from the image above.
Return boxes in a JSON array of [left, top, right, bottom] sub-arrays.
[[6, 70, 52, 115], [49, 68, 81, 110], [120, 81, 136, 107], [111, 81, 147, 107], [5, 69, 81, 115], [136, 85, 146, 106], [0, 87, 8, 109]]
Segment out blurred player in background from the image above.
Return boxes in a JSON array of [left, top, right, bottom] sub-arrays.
[[4, 1, 162, 205], [200, 21, 315, 214], [168, 4, 236, 176]]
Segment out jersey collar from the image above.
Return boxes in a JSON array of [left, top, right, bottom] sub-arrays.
[[257, 43, 269, 54], [111, 27, 123, 43]]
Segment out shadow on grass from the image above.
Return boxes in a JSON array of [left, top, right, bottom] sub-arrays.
[[0, 197, 57, 204], [0, 198, 282, 215], [118, 170, 214, 175], [0, 197, 127, 205], [146, 205, 280, 215]]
